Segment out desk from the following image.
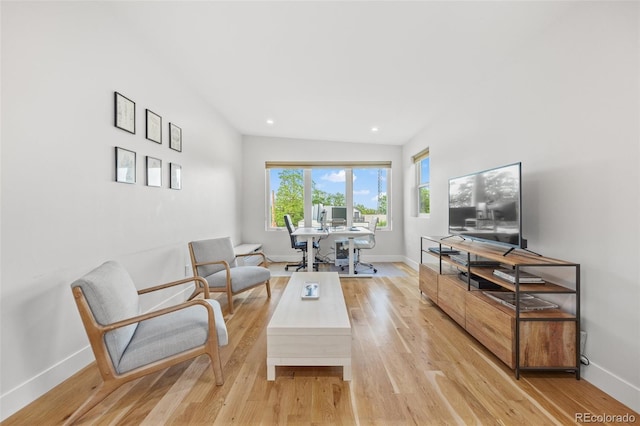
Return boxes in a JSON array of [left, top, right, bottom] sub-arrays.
[[291, 226, 373, 276]]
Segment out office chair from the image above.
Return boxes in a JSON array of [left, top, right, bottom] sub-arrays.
[[284, 214, 319, 271], [353, 217, 379, 274]]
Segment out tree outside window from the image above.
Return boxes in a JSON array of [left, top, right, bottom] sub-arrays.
[[312, 168, 346, 208], [269, 168, 304, 228]]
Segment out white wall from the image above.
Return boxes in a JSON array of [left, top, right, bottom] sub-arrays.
[[242, 135, 404, 263], [0, 2, 243, 419], [403, 2, 639, 412]]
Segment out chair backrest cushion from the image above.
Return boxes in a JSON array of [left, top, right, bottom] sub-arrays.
[[190, 237, 238, 277], [284, 215, 298, 248], [71, 261, 140, 367], [367, 217, 379, 246]]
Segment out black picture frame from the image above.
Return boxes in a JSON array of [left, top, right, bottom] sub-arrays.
[[115, 147, 136, 184], [170, 163, 182, 190], [146, 109, 162, 144], [114, 92, 135, 134], [169, 123, 182, 152], [146, 156, 162, 187]]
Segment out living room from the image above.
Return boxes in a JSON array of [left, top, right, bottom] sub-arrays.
[[1, 0, 638, 422]]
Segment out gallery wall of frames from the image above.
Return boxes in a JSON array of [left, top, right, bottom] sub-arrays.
[[113, 91, 183, 190]]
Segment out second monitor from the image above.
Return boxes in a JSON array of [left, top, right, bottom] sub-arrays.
[[331, 207, 347, 227]]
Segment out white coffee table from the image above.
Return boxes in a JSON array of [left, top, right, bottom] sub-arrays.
[[267, 272, 352, 381]]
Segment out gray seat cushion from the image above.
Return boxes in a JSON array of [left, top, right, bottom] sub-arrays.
[[203, 266, 271, 293], [70, 261, 140, 368], [117, 299, 228, 374]]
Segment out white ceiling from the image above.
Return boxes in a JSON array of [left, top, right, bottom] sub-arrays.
[[115, 1, 577, 145]]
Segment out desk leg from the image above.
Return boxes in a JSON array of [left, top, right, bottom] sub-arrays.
[[307, 236, 315, 272], [348, 237, 354, 275]]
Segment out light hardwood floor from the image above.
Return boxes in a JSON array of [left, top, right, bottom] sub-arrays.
[[4, 263, 637, 425]]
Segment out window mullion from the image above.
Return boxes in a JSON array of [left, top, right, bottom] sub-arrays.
[[345, 168, 353, 227]]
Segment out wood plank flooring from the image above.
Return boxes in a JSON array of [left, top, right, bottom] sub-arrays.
[[3, 264, 637, 425]]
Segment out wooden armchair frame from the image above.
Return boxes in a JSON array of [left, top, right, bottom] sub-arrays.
[[188, 246, 271, 314], [67, 276, 223, 425]]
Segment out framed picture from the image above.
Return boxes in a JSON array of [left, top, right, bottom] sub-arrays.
[[169, 123, 182, 152], [146, 156, 162, 187], [115, 147, 136, 183], [146, 109, 162, 143], [114, 92, 135, 134], [170, 163, 182, 190]]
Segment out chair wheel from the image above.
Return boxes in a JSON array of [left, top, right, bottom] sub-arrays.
[[285, 266, 289, 271], [373, 269, 378, 273], [354, 271, 358, 274]]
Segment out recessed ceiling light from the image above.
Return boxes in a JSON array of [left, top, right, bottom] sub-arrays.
[[371, 126, 379, 133], [266, 119, 275, 126]]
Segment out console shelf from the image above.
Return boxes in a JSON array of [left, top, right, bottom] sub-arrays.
[[465, 267, 575, 294], [420, 236, 580, 379]]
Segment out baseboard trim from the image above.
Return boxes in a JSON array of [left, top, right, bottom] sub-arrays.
[[0, 345, 95, 421], [582, 361, 640, 413], [403, 256, 419, 271]]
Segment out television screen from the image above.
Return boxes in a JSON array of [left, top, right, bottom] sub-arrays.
[[448, 162, 523, 248]]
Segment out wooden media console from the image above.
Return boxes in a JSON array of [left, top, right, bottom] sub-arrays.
[[420, 236, 580, 379]]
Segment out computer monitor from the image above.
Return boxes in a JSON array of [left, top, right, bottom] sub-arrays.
[[332, 207, 347, 221]]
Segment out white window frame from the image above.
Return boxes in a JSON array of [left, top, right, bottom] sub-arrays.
[[413, 149, 430, 217]]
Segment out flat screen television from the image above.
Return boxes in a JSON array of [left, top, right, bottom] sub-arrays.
[[448, 162, 525, 249]]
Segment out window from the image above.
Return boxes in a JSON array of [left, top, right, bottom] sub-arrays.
[[413, 148, 430, 215], [266, 162, 391, 230]]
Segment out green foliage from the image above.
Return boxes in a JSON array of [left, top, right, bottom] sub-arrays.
[[377, 194, 387, 214], [354, 203, 376, 215], [313, 187, 345, 207], [274, 169, 304, 227], [419, 187, 430, 214]]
